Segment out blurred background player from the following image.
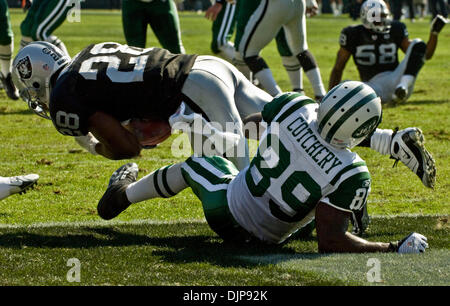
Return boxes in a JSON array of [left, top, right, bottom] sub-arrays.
[[19, 0, 73, 56], [329, 0, 447, 103], [0, 0, 19, 100], [0, 174, 39, 200], [236, 0, 326, 100], [205, 0, 236, 62], [330, 0, 343, 15], [122, 0, 185, 53]]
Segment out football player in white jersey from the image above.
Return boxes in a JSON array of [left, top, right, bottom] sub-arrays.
[[97, 81, 429, 254]]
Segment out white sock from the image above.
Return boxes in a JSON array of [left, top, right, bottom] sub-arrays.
[[20, 36, 33, 49], [46, 35, 69, 56], [337, 3, 343, 14], [254, 68, 282, 97], [398, 75, 415, 89], [125, 162, 187, 204], [370, 128, 393, 155], [305, 68, 326, 97], [0, 44, 12, 77], [218, 41, 235, 62], [282, 56, 303, 92], [331, 2, 337, 14]]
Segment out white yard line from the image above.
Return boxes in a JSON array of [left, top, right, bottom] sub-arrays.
[[0, 214, 446, 229]]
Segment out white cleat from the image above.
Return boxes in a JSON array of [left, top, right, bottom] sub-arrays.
[[390, 128, 436, 188], [7, 174, 39, 195]]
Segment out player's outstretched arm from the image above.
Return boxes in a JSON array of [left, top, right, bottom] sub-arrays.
[[328, 48, 351, 90], [87, 111, 142, 160], [315, 202, 428, 253]]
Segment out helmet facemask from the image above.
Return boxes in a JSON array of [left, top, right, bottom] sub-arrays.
[[361, 0, 392, 34]]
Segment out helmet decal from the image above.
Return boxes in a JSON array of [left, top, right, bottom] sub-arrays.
[[16, 56, 32, 80], [352, 116, 380, 138]]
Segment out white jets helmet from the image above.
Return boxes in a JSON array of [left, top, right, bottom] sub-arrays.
[[317, 81, 382, 150], [12, 41, 70, 119], [360, 0, 392, 34]]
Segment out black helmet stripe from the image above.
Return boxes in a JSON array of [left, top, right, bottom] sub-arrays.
[[325, 92, 378, 143], [318, 84, 365, 133]]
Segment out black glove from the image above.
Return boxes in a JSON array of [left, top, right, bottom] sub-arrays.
[[431, 15, 448, 34]]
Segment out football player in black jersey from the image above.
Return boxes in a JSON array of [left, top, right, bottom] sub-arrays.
[[11, 41, 273, 170], [329, 0, 447, 104]]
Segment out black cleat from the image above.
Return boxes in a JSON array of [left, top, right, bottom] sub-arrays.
[[97, 163, 138, 220], [393, 86, 408, 103], [390, 128, 436, 188], [0, 72, 19, 100]]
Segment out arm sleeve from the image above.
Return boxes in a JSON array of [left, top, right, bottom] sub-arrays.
[[339, 27, 356, 54]]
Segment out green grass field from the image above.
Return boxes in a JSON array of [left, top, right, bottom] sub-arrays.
[[0, 10, 449, 286]]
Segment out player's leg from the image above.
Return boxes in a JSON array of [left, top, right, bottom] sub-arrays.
[[30, 0, 72, 55], [393, 39, 427, 102], [179, 56, 270, 170], [0, 174, 39, 201], [210, 2, 236, 61], [275, 29, 304, 94], [122, 0, 148, 48], [20, 0, 42, 48], [0, 0, 18, 99], [97, 162, 188, 220], [282, 0, 326, 100], [148, 0, 185, 54], [238, 0, 286, 96]]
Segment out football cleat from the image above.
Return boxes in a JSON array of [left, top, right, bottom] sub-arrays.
[[390, 127, 436, 188], [393, 85, 408, 103], [7, 174, 39, 195], [0, 72, 19, 100], [97, 163, 138, 220]]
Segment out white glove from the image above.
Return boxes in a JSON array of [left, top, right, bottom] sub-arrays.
[[74, 132, 99, 155], [391, 232, 429, 254]]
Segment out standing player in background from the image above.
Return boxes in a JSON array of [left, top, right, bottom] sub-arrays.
[[122, 0, 185, 54], [20, 0, 73, 56], [205, 0, 236, 62], [236, 0, 326, 100], [329, 0, 447, 103], [0, 174, 39, 200], [0, 0, 19, 99]]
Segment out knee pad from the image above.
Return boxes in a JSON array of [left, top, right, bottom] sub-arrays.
[[243, 55, 268, 74], [297, 50, 318, 72]]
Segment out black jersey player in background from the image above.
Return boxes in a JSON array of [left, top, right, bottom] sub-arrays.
[[329, 0, 447, 104]]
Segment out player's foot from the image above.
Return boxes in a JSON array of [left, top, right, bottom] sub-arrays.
[[97, 163, 138, 220], [390, 127, 436, 188], [293, 88, 305, 95], [7, 174, 39, 195], [0, 72, 19, 100], [393, 85, 408, 103]]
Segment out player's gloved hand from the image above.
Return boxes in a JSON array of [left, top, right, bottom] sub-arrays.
[[306, 0, 319, 17], [388, 232, 429, 253], [74, 132, 99, 155], [351, 205, 370, 236], [431, 15, 448, 35], [22, 0, 33, 12], [205, 2, 223, 22]]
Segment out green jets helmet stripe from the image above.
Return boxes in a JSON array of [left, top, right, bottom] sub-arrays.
[[318, 84, 365, 133], [325, 92, 378, 143], [330, 161, 367, 186], [262, 92, 303, 123]]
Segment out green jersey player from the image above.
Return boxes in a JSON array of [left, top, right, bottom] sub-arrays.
[[20, 0, 73, 55], [122, 0, 185, 54], [97, 81, 429, 253], [0, 0, 19, 99]]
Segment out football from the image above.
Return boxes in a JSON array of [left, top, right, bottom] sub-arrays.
[[125, 118, 172, 147]]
